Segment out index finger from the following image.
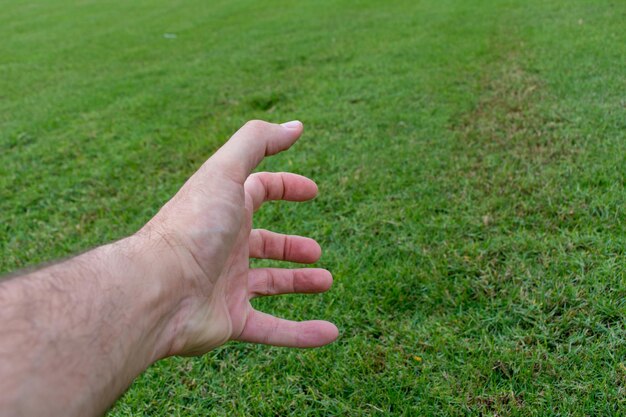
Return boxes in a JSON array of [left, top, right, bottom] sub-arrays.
[[244, 172, 318, 212]]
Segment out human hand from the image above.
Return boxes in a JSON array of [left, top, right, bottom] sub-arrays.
[[140, 120, 338, 357], [0, 120, 338, 416]]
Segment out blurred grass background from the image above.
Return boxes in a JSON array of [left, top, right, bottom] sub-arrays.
[[1, 0, 625, 415]]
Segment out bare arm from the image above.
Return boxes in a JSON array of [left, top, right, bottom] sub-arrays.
[[0, 238, 180, 415], [0, 120, 338, 416]]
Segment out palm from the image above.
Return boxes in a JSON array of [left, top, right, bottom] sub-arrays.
[[150, 121, 338, 356]]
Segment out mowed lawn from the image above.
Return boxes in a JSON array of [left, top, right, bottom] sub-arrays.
[[1, 0, 625, 415]]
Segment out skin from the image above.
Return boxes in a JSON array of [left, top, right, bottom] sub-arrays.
[[0, 120, 338, 416]]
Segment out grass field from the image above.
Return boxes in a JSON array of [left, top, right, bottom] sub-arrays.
[[1, 0, 625, 415]]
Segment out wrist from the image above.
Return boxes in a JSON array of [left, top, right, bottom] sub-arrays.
[[106, 233, 186, 363]]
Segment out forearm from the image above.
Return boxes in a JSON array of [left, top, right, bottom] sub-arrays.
[[0, 236, 180, 416]]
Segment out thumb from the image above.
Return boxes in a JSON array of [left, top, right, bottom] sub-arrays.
[[209, 120, 303, 184]]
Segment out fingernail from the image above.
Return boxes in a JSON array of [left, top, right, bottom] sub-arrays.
[[281, 120, 302, 129]]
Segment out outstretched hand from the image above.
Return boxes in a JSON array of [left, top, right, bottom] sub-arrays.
[[142, 120, 338, 357], [0, 119, 338, 416]]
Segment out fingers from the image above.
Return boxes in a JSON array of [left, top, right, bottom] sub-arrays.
[[237, 310, 339, 348], [212, 120, 304, 184], [245, 172, 318, 212], [249, 229, 321, 263], [248, 268, 333, 297]]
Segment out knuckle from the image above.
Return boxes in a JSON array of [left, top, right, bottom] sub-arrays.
[[244, 173, 262, 191], [261, 231, 270, 257], [266, 270, 277, 295], [247, 172, 269, 186], [282, 235, 292, 259], [243, 119, 269, 133], [291, 270, 299, 293], [278, 173, 287, 200]]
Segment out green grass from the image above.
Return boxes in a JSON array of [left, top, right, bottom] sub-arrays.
[[2, 0, 625, 415]]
